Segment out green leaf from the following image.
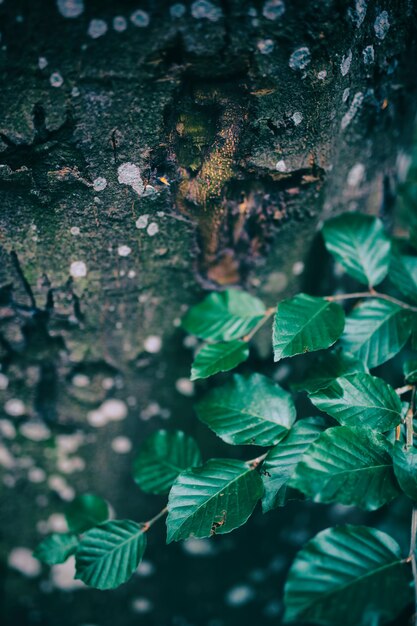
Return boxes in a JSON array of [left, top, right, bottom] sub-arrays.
[[66, 494, 109, 533], [322, 213, 391, 286], [195, 373, 296, 446], [190, 341, 249, 381], [75, 520, 147, 590], [182, 289, 266, 341], [341, 299, 412, 369], [290, 426, 400, 510], [273, 294, 345, 361], [291, 350, 366, 393], [33, 533, 78, 565], [309, 373, 402, 432], [284, 525, 412, 626], [389, 252, 417, 303], [392, 441, 417, 501], [166, 459, 264, 542], [404, 359, 417, 383], [262, 418, 325, 512], [133, 430, 202, 495]]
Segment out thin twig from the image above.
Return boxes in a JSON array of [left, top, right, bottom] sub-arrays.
[[143, 506, 168, 532], [243, 307, 276, 342], [325, 291, 417, 312], [396, 385, 414, 396], [246, 452, 268, 468]]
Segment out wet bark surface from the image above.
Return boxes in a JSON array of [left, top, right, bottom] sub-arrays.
[[0, 0, 417, 624]]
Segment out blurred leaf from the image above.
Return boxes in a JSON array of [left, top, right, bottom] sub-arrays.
[[389, 252, 417, 303], [322, 213, 391, 286], [273, 294, 345, 361], [75, 520, 146, 590], [284, 525, 412, 625], [262, 418, 325, 512], [133, 430, 202, 495], [392, 442, 417, 501], [34, 533, 78, 565], [66, 494, 109, 534], [341, 299, 412, 368], [182, 289, 265, 341], [196, 373, 296, 446], [404, 359, 417, 383], [309, 373, 402, 432], [190, 341, 249, 381], [166, 459, 263, 542]]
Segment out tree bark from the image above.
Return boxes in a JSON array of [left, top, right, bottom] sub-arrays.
[[0, 1, 416, 624]]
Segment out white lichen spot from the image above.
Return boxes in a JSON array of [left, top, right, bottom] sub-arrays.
[[170, 3, 186, 18], [340, 49, 352, 76], [70, 260, 87, 278], [93, 177, 107, 191], [349, 0, 367, 28], [275, 160, 287, 172], [317, 70, 327, 80], [111, 436, 132, 454], [136, 559, 155, 576], [147, 222, 159, 236], [341, 92, 364, 130], [362, 44, 375, 64], [118, 245, 132, 257], [5, 398, 25, 417], [257, 39, 274, 55], [113, 15, 127, 32], [191, 0, 223, 21], [0, 444, 15, 469], [175, 378, 194, 397], [51, 556, 85, 590], [183, 538, 215, 556], [28, 467, 46, 483], [8, 548, 41, 578], [136, 214, 149, 229], [118, 162, 144, 195], [70, 226, 80, 236], [0, 419, 16, 439], [20, 422, 51, 441], [289, 46, 311, 71], [38, 56, 48, 69], [144, 335, 162, 353], [291, 111, 303, 125], [130, 9, 150, 27], [131, 597, 153, 614], [262, 0, 285, 20], [374, 11, 390, 40], [47, 513, 68, 533], [71, 86, 80, 97], [87, 18, 108, 39], [49, 71, 63, 87], [56, 0, 84, 18], [72, 373, 89, 387], [0, 372, 9, 389], [347, 163, 365, 186], [292, 261, 304, 275], [342, 87, 350, 102], [100, 398, 128, 421], [48, 475, 75, 501], [225, 584, 255, 607], [87, 409, 107, 427]]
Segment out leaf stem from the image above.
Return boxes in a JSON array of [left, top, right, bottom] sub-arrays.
[[143, 506, 168, 532], [406, 386, 417, 626], [243, 307, 276, 342], [396, 385, 414, 396], [246, 452, 268, 468], [325, 291, 417, 313]]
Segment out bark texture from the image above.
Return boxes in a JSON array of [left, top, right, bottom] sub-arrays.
[[0, 1, 416, 625]]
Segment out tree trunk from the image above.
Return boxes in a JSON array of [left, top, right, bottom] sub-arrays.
[[0, 0, 416, 624]]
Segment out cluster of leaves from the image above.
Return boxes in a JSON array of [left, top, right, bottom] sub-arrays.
[[35, 213, 417, 625]]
